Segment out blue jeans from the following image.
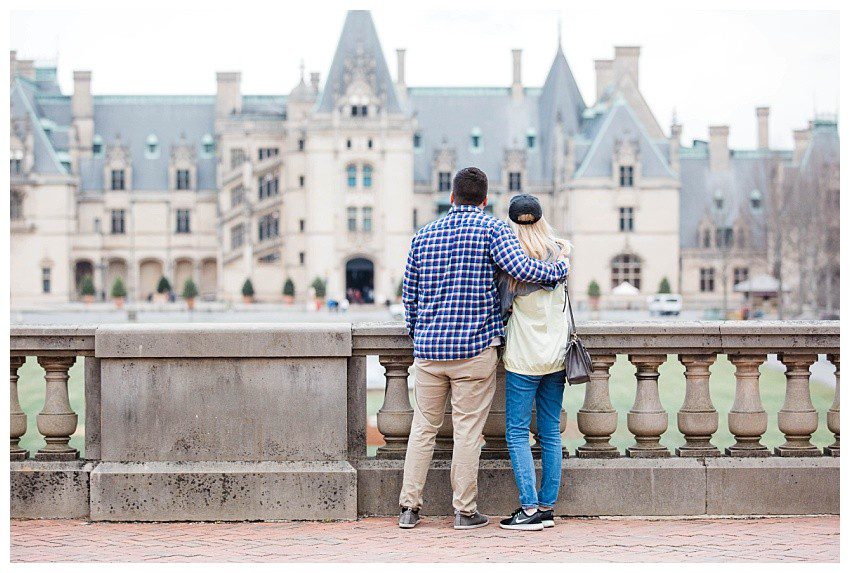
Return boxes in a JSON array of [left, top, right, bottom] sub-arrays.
[[505, 369, 566, 509]]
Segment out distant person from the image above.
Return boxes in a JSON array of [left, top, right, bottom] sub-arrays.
[[398, 167, 570, 530], [496, 194, 571, 531]]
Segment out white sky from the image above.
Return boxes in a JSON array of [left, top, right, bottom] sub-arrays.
[[9, 3, 840, 149]]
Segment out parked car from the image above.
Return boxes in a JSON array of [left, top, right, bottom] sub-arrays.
[[647, 294, 683, 317]]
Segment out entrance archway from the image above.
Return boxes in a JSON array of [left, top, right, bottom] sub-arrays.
[[345, 258, 374, 304], [74, 260, 94, 299]]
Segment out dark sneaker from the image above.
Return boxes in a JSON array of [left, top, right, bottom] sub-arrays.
[[399, 507, 420, 529], [499, 508, 544, 531], [454, 510, 490, 530], [539, 509, 555, 528]]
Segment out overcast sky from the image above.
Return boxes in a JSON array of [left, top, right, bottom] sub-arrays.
[[10, 6, 839, 149]]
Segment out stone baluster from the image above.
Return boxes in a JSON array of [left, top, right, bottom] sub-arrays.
[[376, 355, 414, 458], [676, 355, 720, 457], [825, 354, 839, 457], [35, 356, 79, 460], [577, 355, 619, 458], [433, 391, 454, 459], [626, 355, 669, 458], [775, 354, 821, 457], [11, 356, 27, 461], [482, 363, 509, 458], [726, 354, 770, 456]]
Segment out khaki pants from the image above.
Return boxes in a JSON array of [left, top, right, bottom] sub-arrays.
[[398, 347, 498, 515]]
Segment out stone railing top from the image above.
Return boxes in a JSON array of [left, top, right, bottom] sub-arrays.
[[10, 325, 96, 356]]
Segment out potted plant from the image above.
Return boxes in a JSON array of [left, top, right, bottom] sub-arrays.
[[311, 277, 327, 310], [182, 278, 199, 310], [658, 277, 672, 294], [282, 278, 295, 304], [110, 276, 127, 309], [155, 276, 172, 303], [79, 275, 96, 305], [587, 279, 601, 311], [241, 278, 255, 304]]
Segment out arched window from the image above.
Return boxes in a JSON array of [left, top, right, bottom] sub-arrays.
[[11, 190, 23, 220], [611, 253, 642, 290], [145, 134, 159, 159], [346, 164, 357, 188], [362, 165, 373, 188]]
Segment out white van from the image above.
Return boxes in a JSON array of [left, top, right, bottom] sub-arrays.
[[647, 294, 683, 317]]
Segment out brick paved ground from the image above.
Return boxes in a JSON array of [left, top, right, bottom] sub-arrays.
[[10, 516, 838, 563]]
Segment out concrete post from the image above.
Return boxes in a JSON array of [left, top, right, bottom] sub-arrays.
[[775, 354, 821, 457], [576, 355, 619, 458], [35, 356, 79, 460], [825, 354, 839, 456], [626, 355, 669, 458], [726, 355, 770, 456], [676, 355, 720, 457], [376, 355, 413, 458], [10, 356, 27, 460], [482, 363, 509, 458]]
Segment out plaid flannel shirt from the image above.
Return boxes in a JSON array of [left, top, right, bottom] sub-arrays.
[[402, 204, 570, 360]]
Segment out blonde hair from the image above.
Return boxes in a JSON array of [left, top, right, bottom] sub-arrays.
[[508, 216, 571, 293]]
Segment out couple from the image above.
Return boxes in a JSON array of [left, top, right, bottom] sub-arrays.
[[399, 167, 572, 532]]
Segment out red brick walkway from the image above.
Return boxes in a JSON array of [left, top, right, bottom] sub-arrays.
[[10, 516, 838, 562]]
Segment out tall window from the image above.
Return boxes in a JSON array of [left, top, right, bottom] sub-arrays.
[[347, 207, 358, 232], [298, 138, 305, 151], [347, 164, 357, 188], [299, 175, 305, 188], [175, 209, 191, 234], [733, 267, 749, 286], [619, 207, 634, 232], [176, 169, 191, 190], [438, 171, 452, 192], [299, 252, 305, 265], [367, 138, 373, 149], [470, 127, 482, 150], [230, 223, 245, 249], [413, 133, 422, 149], [230, 148, 246, 169], [110, 169, 126, 191], [230, 185, 245, 208], [11, 191, 23, 220], [111, 209, 126, 234], [258, 174, 279, 200], [362, 206, 373, 233], [619, 165, 634, 187], [508, 172, 522, 192], [611, 253, 641, 290], [699, 268, 715, 292], [41, 267, 51, 294], [10, 150, 23, 174], [258, 147, 279, 161], [299, 219, 305, 232], [362, 165, 373, 188], [92, 135, 103, 156], [715, 227, 733, 249], [258, 213, 279, 241], [526, 129, 536, 150]]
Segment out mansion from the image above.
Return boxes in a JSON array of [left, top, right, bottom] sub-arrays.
[[10, 10, 839, 310]]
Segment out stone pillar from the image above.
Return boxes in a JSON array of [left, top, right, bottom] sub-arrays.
[[726, 355, 770, 456], [825, 354, 839, 456], [376, 356, 414, 458], [676, 355, 720, 457], [577, 355, 619, 458], [626, 355, 669, 458], [10, 356, 27, 461], [482, 363, 509, 458], [775, 354, 821, 457], [35, 356, 79, 460]]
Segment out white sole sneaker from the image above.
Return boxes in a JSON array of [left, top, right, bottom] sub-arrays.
[[542, 519, 555, 528], [453, 518, 490, 530], [499, 522, 545, 531]]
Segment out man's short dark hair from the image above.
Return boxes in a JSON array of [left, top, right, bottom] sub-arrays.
[[452, 167, 488, 206]]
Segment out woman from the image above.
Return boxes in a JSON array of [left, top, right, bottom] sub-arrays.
[[497, 194, 571, 531]]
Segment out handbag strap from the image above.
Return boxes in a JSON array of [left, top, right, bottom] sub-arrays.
[[562, 281, 577, 339]]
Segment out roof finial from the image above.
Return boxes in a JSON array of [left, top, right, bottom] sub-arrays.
[[671, 107, 679, 125], [557, 16, 562, 47], [300, 59, 305, 82]]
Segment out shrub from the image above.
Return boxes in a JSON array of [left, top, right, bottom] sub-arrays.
[[241, 278, 255, 297], [311, 277, 327, 299], [79, 275, 96, 297], [110, 276, 127, 298], [182, 278, 199, 299], [282, 278, 295, 297], [156, 276, 172, 294], [587, 280, 601, 298], [658, 277, 672, 294]]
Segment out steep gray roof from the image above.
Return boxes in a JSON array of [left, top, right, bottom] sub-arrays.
[[801, 119, 839, 169], [538, 44, 586, 180], [11, 78, 67, 175], [316, 10, 401, 114]]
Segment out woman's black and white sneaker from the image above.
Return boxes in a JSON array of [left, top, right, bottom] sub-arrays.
[[499, 508, 544, 531], [539, 509, 555, 528]]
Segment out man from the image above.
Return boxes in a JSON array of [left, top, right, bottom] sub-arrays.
[[398, 167, 570, 530]]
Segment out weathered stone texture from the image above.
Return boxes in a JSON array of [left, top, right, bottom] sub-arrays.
[[11, 461, 93, 519]]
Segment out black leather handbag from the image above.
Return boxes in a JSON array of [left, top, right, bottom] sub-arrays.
[[562, 282, 592, 385]]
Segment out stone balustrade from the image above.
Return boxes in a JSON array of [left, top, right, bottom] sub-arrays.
[[11, 321, 839, 521]]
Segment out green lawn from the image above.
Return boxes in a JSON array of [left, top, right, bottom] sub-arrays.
[[16, 355, 835, 457]]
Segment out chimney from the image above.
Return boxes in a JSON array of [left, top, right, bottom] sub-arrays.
[[72, 70, 94, 158], [511, 49, 523, 101], [669, 122, 682, 173], [756, 106, 770, 149], [310, 72, 320, 94], [614, 46, 640, 86], [793, 128, 811, 163], [215, 71, 242, 117], [709, 125, 730, 172], [14, 55, 35, 81], [396, 49, 406, 87], [594, 59, 614, 103]]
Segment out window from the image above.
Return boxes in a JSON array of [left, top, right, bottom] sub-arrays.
[[259, 252, 280, 263], [611, 253, 641, 290], [258, 174, 279, 199], [230, 223, 245, 249], [110, 169, 126, 191], [367, 138, 373, 149], [619, 207, 634, 232], [11, 191, 23, 220], [41, 267, 51, 294], [438, 171, 452, 192], [526, 129, 537, 150], [750, 189, 762, 211], [346, 139, 352, 149], [713, 191, 724, 211], [715, 227, 733, 249], [351, 105, 368, 117], [176, 169, 191, 190], [230, 185, 245, 208], [298, 138, 305, 151], [258, 213, 279, 241], [202, 134, 215, 156], [347, 207, 358, 232], [145, 134, 159, 159], [619, 165, 634, 187], [701, 229, 712, 248], [470, 127, 482, 150], [508, 172, 522, 192], [362, 206, 373, 233], [346, 164, 357, 188], [175, 209, 191, 234], [299, 219, 305, 232], [299, 252, 305, 265], [413, 133, 422, 149], [733, 267, 749, 286], [92, 135, 103, 156], [362, 165, 373, 188], [258, 147, 279, 161], [299, 175, 305, 188], [699, 268, 715, 292], [11, 150, 23, 174], [110, 209, 126, 234], [230, 148, 246, 169]]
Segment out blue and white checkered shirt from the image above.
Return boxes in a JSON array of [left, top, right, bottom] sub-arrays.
[[402, 204, 570, 361]]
